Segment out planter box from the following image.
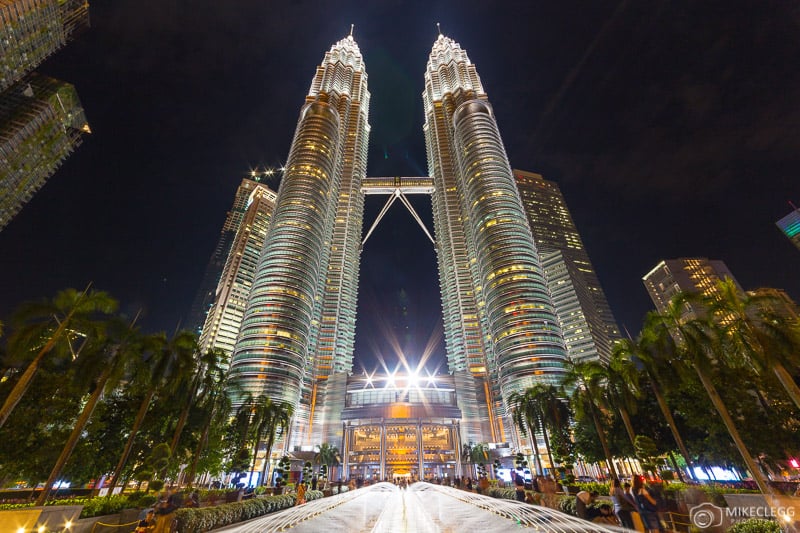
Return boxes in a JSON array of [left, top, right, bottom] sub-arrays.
[[0, 506, 84, 533]]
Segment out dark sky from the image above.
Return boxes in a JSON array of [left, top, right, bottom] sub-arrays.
[[2, 1, 799, 373]]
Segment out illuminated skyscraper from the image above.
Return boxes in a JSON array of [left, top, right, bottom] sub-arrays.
[[643, 257, 741, 319], [0, 0, 90, 91], [224, 31, 568, 458], [199, 182, 277, 365], [514, 170, 619, 364], [226, 32, 370, 444], [187, 176, 273, 333], [0, 73, 90, 230], [776, 204, 800, 252]]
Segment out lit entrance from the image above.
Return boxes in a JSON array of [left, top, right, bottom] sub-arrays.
[[340, 372, 462, 481]]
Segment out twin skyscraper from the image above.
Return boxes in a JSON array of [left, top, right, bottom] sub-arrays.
[[212, 30, 601, 452]]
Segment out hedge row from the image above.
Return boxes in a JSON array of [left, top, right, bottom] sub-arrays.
[[0, 492, 158, 518], [174, 490, 323, 533]]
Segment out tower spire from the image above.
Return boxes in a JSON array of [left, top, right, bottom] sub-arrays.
[[436, 22, 442, 36], [349, 24, 354, 38]]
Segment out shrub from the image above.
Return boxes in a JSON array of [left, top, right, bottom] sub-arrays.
[[727, 518, 781, 533], [175, 492, 299, 533], [558, 495, 577, 516], [487, 487, 517, 500], [574, 481, 610, 496]]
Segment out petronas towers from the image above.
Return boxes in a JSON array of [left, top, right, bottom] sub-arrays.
[[223, 30, 570, 449]]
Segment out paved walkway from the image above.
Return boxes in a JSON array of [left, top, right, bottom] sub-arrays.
[[214, 482, 620, 532]]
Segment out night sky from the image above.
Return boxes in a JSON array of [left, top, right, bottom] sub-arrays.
[[2, 1, 798, 373]]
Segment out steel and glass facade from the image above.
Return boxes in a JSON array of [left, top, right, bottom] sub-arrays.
[[222, 32, 570, 455], [188, 177, 270, 333], [776, 207, 800, 252], [199, 182, 277, 366], [514, 170, 620, 364], [226, 34, 370, 443], [0, 73, 89, 230], [1, 0, 89, 92], [423, 34, 568, 441], [643, 257, 742, 319]]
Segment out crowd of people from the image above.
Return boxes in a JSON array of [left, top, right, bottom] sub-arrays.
[[134, 489, 201, 533], [135, 473, 668, 532], [575, 476, 667, 532]]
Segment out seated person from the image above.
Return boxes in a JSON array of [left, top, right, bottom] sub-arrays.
[[575, 490, 598, 520], [593, 503, 619, 525]]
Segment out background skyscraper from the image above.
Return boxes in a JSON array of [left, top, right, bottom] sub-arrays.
[[1, 0, 90, 230], [187, 176, 275, 333], [1, 73, 90, 230], [0, 0, 90, 91], [514, 169, 620, 364], [776, 204, 800, 252], [643, 257, 742, 319], [199, 182, 277, 365]]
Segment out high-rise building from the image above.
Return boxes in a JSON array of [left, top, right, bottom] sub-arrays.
[[422, 34, 568, 444], [514, 170, 620, 364], [776, 205, 800, 252], [226, 31, 371, 446], [0, 0, 90, 91], [198, 182, 277, 365], [643, 258, 742, 319], [186, 176, 274, 333], [0, 73, 90, 230], [224, 31, 568, 463], [1, 0, 90, 230]]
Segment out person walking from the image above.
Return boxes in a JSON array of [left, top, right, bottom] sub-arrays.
[[514, 471, 526, 502], [632, 476, 663, 533], [611, 478, 637, 529], [295, 481, 307, 505]]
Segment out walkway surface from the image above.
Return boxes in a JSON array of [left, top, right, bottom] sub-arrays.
[[214, 482, 621, 532]]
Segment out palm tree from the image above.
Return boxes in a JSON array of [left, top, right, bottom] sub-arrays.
[[562, 360, 619, 480], [186, 360, 232, 487], [528, 384, 572, 475], [315, 442, 340, 481], [166, 333, 206, 456], [613, 324, 696, 481], [105, 331, 196, 495], [0, 286, 117, 429], [707, 279, 800, 410], [36, 315, 140, 505], [507, 390, 545, 475], [656, 291, 772, 495], [605, 350, 642, 448], [257, 400, 293, 486]]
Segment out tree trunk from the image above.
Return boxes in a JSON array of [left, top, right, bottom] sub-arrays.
[[618, 405, 637, 450], [541, 418, 555, 478], [248, 436, 261, 487], [649, 377, 695, 481], [106, 388, 155, 496], [259, 431, 276, 486], [529, 423, 544, 476], [186, 413, 214, 488], [773, 363, 800, 410], [693, 364, 772, 495], [586, 395, 618, 480], [36, 368, 111, 506]]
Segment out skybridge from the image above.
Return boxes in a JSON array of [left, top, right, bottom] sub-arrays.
[[361, 176, 435, 247]]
